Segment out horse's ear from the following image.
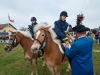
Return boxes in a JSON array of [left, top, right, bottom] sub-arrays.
[[9, 30, 14, 33], [9, 30, 13, 33], [44, 26, 51, 31]]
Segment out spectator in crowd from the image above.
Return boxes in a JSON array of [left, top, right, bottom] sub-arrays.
[[95, 31, 99, 44], [0, 36, 1, 42], [98, 26, 100, 32], [90, 30, 95, 40], [68, 24, 73, 36], [98, 26, 100, 43], [68, 24, 72, 32], [86, 31, 91, 37]]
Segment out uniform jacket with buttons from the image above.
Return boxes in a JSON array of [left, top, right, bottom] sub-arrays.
[[65, 36, 94, 75]]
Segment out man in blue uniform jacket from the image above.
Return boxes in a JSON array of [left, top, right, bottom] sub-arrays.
[[54, 11, 68, 42], [65, 25, 94, 75], [28, 17, 37, 39]]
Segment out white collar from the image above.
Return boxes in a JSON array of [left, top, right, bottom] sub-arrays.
[[78, 35, 86, 39]]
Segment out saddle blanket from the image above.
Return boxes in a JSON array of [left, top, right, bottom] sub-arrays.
[[58, 43, 71, 54]]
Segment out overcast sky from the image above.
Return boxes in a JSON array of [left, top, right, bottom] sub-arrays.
[[0, 0, 100, 29]]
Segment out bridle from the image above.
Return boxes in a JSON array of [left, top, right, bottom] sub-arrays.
[[34, 29, 47, 50], [7, 33, 17, 48]]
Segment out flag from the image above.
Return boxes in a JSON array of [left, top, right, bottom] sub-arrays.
[[8, 14, 14, 23]]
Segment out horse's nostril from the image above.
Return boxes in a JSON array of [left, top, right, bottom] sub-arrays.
[[4, 47, 6, 50], [34, 48, 37, 50], [4, 47, 8, 51]]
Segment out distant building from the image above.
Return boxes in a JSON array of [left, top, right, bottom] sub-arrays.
[[0, 23, 17, 37]]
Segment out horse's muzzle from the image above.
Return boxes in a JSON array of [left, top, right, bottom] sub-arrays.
[[31, 44, 40, 53], [4, 45, 13, 52]]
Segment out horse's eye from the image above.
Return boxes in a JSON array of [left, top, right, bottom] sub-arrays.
[[10, 38, 13, 40], [42, 34, 45, 37]]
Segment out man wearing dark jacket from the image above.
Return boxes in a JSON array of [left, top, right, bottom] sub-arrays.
[[54, 11, 68, 42], [28, 17, 38, 39]]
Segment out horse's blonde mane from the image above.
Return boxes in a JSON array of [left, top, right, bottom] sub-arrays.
[[10, 23, 61, 45], [9, 28, 33, 40], [34, 22, 61, 45], [18, 30, 33, 39]]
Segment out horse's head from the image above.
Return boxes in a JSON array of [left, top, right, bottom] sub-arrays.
[[4, 31, 19, 52], [31, 26, 51, 53]]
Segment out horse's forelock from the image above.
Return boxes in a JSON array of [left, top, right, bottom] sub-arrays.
[[34, 23, 49, 32]]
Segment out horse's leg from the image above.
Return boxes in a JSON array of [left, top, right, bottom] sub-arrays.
[[66, 60, 71, 72], [33, 59, 38, 75], [47, 65, 55, 75], [55, 65, 60, 75], [26, 58, 34, 75], [42, 61, 46, 67]]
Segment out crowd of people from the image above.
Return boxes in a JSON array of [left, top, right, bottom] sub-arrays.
[[86, 27, 100, 44], [0, 36, 9, 42], [94, 27, 100, 44]]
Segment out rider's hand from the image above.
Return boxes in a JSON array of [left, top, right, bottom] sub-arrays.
[[65, 43, 71, 49], [65, 44, 69, 48], [68, 36, 75, 42]]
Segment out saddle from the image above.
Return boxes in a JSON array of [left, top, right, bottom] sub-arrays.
[[61, 44, 65, 52]]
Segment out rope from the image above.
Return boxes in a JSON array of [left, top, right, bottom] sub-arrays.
[[82, 0, 93, 13]]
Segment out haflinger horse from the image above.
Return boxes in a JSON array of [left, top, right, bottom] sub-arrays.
[[31, 23, 71, 75], [4, 29, 39, 75]]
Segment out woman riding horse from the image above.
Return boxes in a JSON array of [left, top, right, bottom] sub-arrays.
[[31, 23, 71, 75], [54, 11, 69, 43]]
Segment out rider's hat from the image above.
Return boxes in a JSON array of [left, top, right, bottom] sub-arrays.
[[31, 17, 37, 21], [60, 11, 68, 17]]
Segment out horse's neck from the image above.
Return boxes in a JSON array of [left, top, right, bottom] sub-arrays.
[[18, 34, 33, 51], [44, 32, 58, 54]]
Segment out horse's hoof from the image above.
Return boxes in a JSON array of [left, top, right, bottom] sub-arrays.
[[42, 62, 46, 67], [42, 64, 45, 67], [31, 72, 34, 75], [66, 69, 70, 72], [24, 58, 27, 60]]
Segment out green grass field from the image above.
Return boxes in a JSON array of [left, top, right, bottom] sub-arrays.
[[0, 42, 100, 75]]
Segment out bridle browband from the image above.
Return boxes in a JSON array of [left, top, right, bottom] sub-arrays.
[[34, 29, 47, 50]]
